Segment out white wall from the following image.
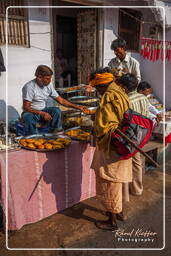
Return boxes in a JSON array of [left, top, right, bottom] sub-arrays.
[[103, 7, 170, 109], [165, 29, 171, 109], [0, 0, 52, 121], [103, 8, 119, 66]]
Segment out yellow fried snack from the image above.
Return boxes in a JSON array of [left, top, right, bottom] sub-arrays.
[[26, 138, 35, 143], [37, 138, 46, 144], [44, 143, 53, 150], [62, 139, 71, 145], [34, 140, 44, 146], [47, 139, 55, 144], [66, 129, 90, 141], [20, 141, 28, 147], [19, 139, 26, 144], [27, 143, 36, 149], [66, 129, 82, 137], [37, 145, 45, 150], [53, 144, 64, 149], [83, 108, 96, 115]]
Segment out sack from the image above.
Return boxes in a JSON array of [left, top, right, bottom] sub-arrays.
[[111, 109, 154, 159]]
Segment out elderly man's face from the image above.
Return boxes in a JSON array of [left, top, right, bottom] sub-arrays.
[[36, 75, 52, 86], [114, 47, 126, 60]]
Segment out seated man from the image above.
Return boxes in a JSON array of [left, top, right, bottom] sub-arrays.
[[137, 81, 163, 124], [22, 65, 87, 135]]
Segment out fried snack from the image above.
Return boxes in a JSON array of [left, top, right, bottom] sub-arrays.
[[25, 138, 35, 143], [20, 141, 28, 147], [77, 134, 90, 141], [44, 143, 53, 150], [83, 109, 91, 115], [56, 138, 66, 143], [37, 138, 46, 144], [34, 140, 44, 146], [19, 139, 26, 144], [52, 140, 62, 145], [66, 86, 81, 92], [66, 129, 82, 137], [37, 145, 45, 150], [47, 139, 55, 144], [27, 143, 36, 149], [66, 129, 90, 141], [83, 108, 96, 115], [65, 139, 71, 145]]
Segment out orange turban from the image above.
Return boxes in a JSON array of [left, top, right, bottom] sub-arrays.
[[89, 72, 114, 87]]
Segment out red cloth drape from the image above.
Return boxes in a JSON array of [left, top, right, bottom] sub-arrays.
[[140, 38, 171, 62]]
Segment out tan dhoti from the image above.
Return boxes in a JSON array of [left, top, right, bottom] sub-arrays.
[[91, 148, 132, 214], [130, 152, 143, 195], [95, 175, 122, 213]]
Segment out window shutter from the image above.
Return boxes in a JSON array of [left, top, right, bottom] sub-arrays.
[[0, 0, 30, 47]]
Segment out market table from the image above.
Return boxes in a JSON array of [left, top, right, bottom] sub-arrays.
[[0, 141, 96, 230]]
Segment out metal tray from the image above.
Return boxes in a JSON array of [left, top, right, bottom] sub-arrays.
[[17, 134, 72, 152], [68, 96, 98, 101]]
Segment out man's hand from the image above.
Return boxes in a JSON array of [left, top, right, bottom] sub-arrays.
[[40, 112, 52, 121], [76, 105, 89, 112], [85, 85, 93, 96]]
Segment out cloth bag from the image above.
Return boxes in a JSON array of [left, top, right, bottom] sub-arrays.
[[111, 109, 154, 159]]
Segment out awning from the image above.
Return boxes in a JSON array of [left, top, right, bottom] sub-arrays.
[[147, 0, 171, 27], [61, 0, 104, 5]]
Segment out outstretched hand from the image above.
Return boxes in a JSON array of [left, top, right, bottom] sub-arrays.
[[77, 105, 89, 113], [85, 85, 93, 96]]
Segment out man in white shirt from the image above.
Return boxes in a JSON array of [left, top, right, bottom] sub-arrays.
[[22, 65, 87, 135], [108, 39, 141, 83], [137, 81, 163, 124], [117, 74, 149, 197]]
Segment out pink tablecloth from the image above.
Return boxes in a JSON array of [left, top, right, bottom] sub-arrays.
[[0, 141, 96, 230]]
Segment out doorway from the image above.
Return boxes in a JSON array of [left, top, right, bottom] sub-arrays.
[[53, 7, 99, 88], [55, 15, 77, 87]]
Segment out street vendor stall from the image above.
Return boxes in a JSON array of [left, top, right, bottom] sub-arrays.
[[0, 140, 96, 230]]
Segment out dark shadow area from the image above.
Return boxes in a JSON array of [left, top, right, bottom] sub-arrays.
[[42, 141, 88, 212], [60, 201, 106, 224]]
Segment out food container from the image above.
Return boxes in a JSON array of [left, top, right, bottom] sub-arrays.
[[82, 106, 97, 116], [17, 134, 72, 152], [68, 96, 99, 107]]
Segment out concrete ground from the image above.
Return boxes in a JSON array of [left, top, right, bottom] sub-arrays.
[[0, 159, 170, 256]]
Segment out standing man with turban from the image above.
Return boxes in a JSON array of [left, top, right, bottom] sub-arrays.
[[90, 67, 132, 230]]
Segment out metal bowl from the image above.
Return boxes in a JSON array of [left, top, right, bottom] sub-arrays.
[[68, 96, 99, 106]]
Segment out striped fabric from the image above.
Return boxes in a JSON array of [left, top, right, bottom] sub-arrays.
[[128, 91, 150, 117]]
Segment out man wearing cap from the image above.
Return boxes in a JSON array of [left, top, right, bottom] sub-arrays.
[[22, 65, 88, 135]]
